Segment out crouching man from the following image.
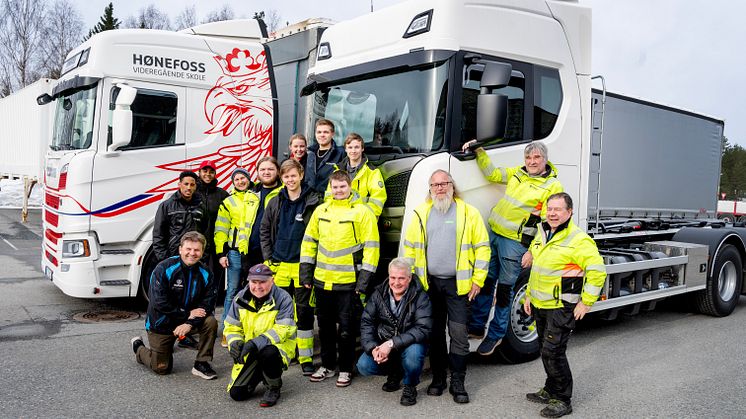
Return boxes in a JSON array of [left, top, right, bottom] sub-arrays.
[[356, 258, 432, 406], [131, 231, 218, 379], [224, 264, 297, 407]]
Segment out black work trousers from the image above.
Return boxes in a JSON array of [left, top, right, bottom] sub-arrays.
[[229, 345, 284, 401], [533, 304, 576, 404], [315, 288, 357, 373], [428, 276, 470, 379]]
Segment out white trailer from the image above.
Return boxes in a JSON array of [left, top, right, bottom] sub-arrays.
[[301, 0, 738, 362], [39, 19, 323, 300], [0, 78, 54, 220]]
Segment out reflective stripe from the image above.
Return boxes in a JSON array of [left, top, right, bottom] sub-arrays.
[[460, 243, 472, 251], [456, 269, 472, 281], [539, 177, 560, 189], [562, 294, 580, 303], [215, 226, 229, 234], [559, 229, 581, 247], [362, 263, 377, 272], [403, 240, 424, 250], [227, 196, 237, 207], [318, 243, 363, 258], [522, 226, 537, 237], [583, 283, 603, 295], [316, 261, 356, 272], [303, 234, 318, 243], [298, 348, 313, 357], [275, 317, 294, 326], [474, 260, 489, 271], [367, 198, 384, 208], [299, 256, 316, 264], [224, 316, 241, 326], [474, 241, 489, 248], [530, 289, 581, 304], [224, 333, 242, 342], [265, 329, 281, 343], [532, 265, 584, 277], [363, 240, 379, 248], [586, 264, 607, 273], [216, 215, 230, 225], [414, 267, 425, 279], [503, 194, 538, 214], [277, 347, 291, 363], [297, 329, 314, 339], [489, 212, 521, 232]]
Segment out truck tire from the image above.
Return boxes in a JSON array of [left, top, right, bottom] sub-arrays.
[[695, 244, 742, 317], [137, 249, 159, 306], [494, 269, 540, 364]]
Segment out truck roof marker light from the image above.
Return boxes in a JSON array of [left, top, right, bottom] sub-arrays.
[[317, 42, 332, 60], [403, 9, 433, 39]]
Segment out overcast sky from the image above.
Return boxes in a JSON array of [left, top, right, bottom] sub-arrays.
[[76, 0, 746, 145]]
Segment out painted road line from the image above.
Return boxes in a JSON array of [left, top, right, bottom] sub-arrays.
[[1, 237, 18, 250]]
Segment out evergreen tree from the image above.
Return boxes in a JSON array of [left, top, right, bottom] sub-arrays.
[[85, 2, 119, 40]]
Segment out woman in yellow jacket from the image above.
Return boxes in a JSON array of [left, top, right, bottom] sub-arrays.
[[325, 133, 387, 217], [214, 168, 260, 344]]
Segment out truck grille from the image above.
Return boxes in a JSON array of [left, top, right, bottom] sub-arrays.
[[384, 170, 411, 207]]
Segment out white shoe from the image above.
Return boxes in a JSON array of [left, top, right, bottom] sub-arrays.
[[336, 371, 352, 387], [309, 366, 335, 382]]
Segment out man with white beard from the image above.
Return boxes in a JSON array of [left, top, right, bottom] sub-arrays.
[[401, 170, 490, 404]]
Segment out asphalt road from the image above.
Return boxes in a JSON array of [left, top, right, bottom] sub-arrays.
[[1, 208, 746, 418]]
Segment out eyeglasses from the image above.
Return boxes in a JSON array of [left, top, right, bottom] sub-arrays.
[[429, 181, 452, 189]]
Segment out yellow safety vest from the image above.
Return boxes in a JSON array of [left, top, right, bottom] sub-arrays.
[[325, 158, 387, 217], [402, 198, 491, 295], [527, 220, 607, 309], [214, 189, 260, 255]]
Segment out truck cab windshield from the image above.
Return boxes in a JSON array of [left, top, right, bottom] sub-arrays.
[[50, 83, 97, 151], [309, 61, 449, 156]]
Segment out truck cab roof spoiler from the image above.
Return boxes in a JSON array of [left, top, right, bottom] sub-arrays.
[[51, 76, 101, 99]]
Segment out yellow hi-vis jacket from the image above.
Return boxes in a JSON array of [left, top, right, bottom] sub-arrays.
[[325, 156, 387, 217], [299, 194, 380, 293], [214, 189, 260, 255], [527, 219, 606, 309], [475, 148, 563, 244], [402, 198, 491, 295], [224, 285, 297, 389]]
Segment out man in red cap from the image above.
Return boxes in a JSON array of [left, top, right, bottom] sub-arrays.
[[196, 160, 229, 297]]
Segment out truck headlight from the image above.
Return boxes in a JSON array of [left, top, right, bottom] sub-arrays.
[[62, 239, 91, 258]]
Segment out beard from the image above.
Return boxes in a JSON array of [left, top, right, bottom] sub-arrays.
[[431, 189, 454, 214]]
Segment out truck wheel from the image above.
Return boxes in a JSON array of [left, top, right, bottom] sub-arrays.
[[695, 244, 742, 317], [138, 249, 159, 306], [494, 269, 540, 364]]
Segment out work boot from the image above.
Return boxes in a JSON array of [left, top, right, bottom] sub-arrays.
[[540, 399, 572, 418], [382, 373, 402, 392], [260, 376, 282, 407], [526, 388, 552, 404], [400, 385, 418, 406], [300, 362, 315, 376], [449, 374, 469, 404], [426, 374, 447, 396]]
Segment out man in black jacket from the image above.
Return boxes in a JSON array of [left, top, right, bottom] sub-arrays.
[[357, 258, 432, 406], [152, 171, 209, 262], [131, 231, 218, 379], [196, 160, 229, 279]]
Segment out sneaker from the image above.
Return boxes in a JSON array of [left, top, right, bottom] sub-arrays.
[[467, 329, 485, 340], [178, 335, 199, 350], [336, 371, 352, 387], [449, 378, 469, 404], [477, 338, 502, 356], [301, 362, 315, 376], [309, 366, 335, 382], [221, 335, 228, 348], [259, 387, 281, 407], [191, 361, 217, 380], [540, 399, 572, 418], [131, 336, 144, 354], [400, 385, 418, 406], [526, 388, 552, 404], [427, 377, 447, 396], [382, 375, 402, 392]]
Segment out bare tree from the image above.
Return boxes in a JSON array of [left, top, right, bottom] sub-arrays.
[[0, 0, 46, 95], [265, 9, 282, 34], [203, 5, 234, 23], [174, 5, 197, 31], [42, 0, 84, 79], [125, 4, 172, 30]]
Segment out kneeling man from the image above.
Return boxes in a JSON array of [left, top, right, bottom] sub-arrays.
[[224, 264, 297, 407], [356, 258, 432, 406], [131, 231, 218, 379]]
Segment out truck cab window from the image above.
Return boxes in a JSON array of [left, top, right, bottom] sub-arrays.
[[461, 65, 525, 146], [118, 89, 178, 149], [534, 66, 562, 139]]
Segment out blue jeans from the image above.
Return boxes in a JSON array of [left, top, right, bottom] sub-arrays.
[[356, 343, 427, 386], [222, 250, 243, 321], [469, 231, 526, 340]]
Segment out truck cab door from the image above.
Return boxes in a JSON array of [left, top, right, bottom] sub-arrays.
[[90, 80, 187, 245]]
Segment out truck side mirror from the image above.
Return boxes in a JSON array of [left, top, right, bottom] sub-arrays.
[[476, 62, 512, 143], [108, 84, 137, 153]]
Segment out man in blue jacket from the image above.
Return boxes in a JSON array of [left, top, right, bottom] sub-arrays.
[[131, 231, 218, 379]]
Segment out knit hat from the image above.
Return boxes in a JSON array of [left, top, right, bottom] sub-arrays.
[[231, 167, 250, 181]]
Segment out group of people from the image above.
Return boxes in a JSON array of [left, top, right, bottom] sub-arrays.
[[130, 119, 607, 418]]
